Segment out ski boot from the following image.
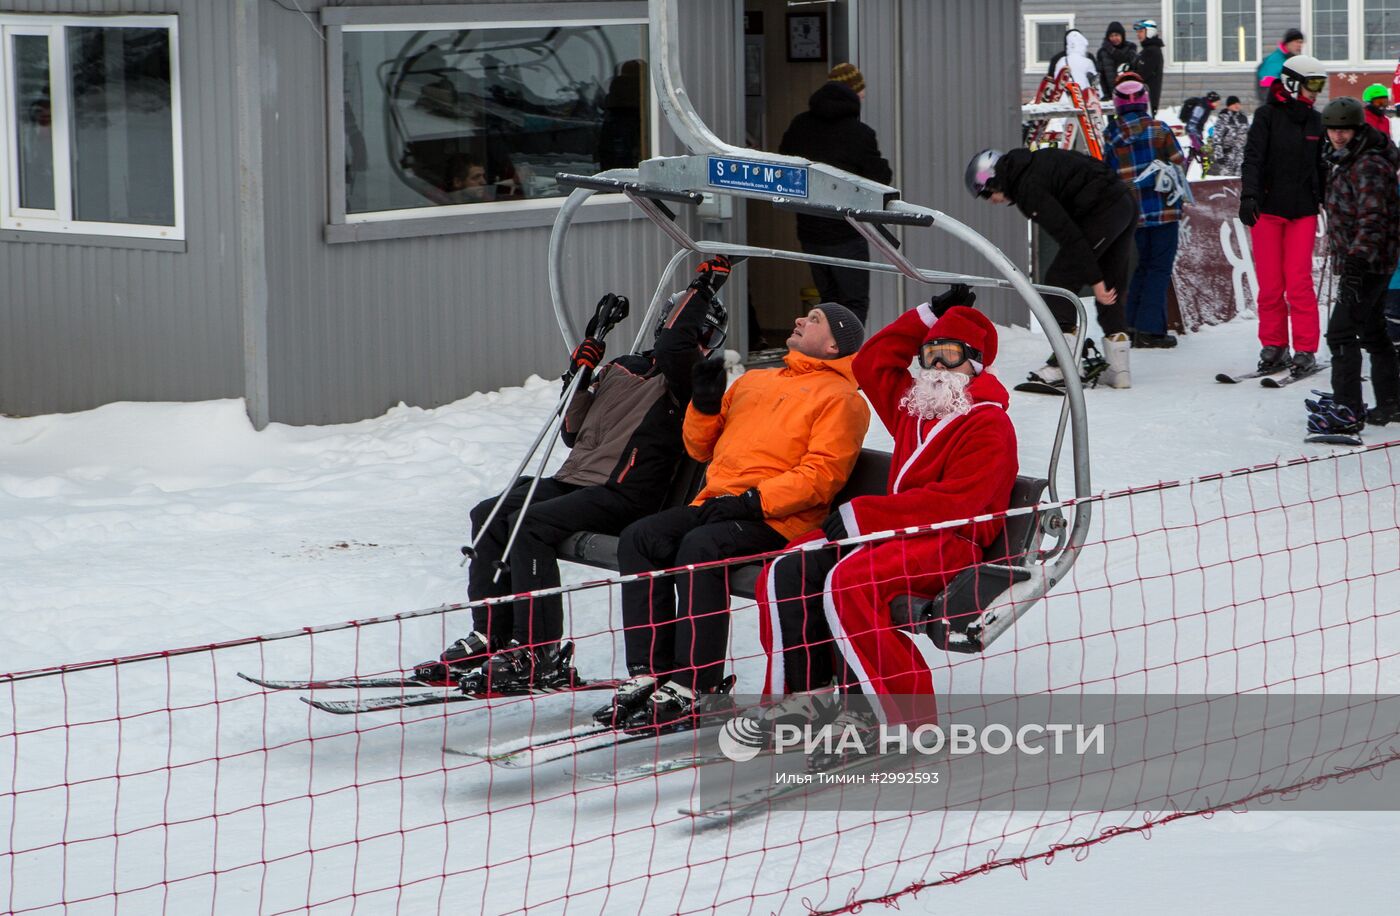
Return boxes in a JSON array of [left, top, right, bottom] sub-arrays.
[[592, 672, 660, 727], [1290, 351, 1317, 378], [1132, 331, 1179, 349], [1102, 333, 1132, 389], [1367, 402, 1400, 426], [460, 640, 580, 696], [621, 676, 737, 735], [806, 703, 881, 773], [1258, 345, 1291, 374], [743, 687, 841, 738], [413, 630, 499, 686]]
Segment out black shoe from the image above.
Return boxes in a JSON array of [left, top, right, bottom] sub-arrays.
[[413, 630, 496, 686], [1258, 345, 1291, 373], [591, 674, 659, 727], [462, 640, 577, 695], [621, 678, 738, 734], [1132, 332, 1179, 349], [1367, 402, 1400, 426], [1290, 351, 1317, 377]]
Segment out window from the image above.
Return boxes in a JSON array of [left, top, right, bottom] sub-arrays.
[[1023, 14, 1074, 71], [1312, 0, 1350, 60], [1364, 0, 1400, 60], [1175, 0, 1210, 62], [339, 19, 650, 223], [0, 15, 182, 239], [1220, 0, 1257, 64]]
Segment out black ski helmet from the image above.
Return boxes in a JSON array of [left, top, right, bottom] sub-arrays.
[[1321, 96, 1365, 129], [965, 149, 1004, 198]]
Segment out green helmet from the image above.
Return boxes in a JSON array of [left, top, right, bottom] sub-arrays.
[[1364, 83, 1390, 103], [1322, 96, 1365, 129]]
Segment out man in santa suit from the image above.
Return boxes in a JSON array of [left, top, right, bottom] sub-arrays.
[[754, 287, 1019, 726]]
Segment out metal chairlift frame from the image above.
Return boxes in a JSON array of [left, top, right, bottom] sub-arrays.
[[545, 0, 1092, 650]]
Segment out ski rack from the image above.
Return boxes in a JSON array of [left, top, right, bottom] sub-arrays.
[[546, 0, 1093, 651]]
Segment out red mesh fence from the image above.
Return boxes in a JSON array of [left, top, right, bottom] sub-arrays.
[[3, 442, 1398, 914]]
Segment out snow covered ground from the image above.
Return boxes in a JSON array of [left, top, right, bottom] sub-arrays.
[[3, 314, 1400, 913]]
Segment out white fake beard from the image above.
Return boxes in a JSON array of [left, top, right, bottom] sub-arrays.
[[900, 368, 973, 420]]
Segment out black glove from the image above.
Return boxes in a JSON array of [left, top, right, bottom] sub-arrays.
[[820, 509, 848, 542], [927, 283, 976, 318], [1238, 197, 1259, 227], [690, 354, 727, 415], [1337, 256, 1367, 309], [697, 488, 764, 524], [694, 255, 732, 290], [569, 337, 605, 374]]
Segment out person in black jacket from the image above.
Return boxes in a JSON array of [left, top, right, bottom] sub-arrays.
[[1096, 22, 1139, 101], [1240, 54, 1327, 376], [1179, 91, 1220, 166], [414, 257, 732, 690], [966, 146, 1137, 389], [1133, 19, 1165, 114], [779, 63, 893, 326]]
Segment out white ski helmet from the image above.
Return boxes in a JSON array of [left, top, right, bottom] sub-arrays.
[[1132, 19, 1158, 39], [1280, 54, 1327, 97], [964, 149, 1004, 199]]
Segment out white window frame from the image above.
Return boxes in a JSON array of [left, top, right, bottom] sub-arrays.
[[1301, 0, 1400, 66], [1023, 13, 1075, 73], [334, 15, 658, 229], [1163, 0, 1264, 71], [0, 14, 184, 241]]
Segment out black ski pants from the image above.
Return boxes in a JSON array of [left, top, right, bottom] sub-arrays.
[[469, 477, 647, 646], [1327, 272, 1400, 416], [617, 506, 786, 692], [801, 237, 872, 326], [1041, 193, 1135, 337], [766, 544, 845, 693]]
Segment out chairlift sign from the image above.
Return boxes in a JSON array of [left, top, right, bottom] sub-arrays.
[[707, 156, 809, 198]]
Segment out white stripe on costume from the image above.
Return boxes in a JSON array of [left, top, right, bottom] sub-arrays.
[[819, 545, 887, 726], [765, 553, 787, 693], [891, 402, 999, 494]]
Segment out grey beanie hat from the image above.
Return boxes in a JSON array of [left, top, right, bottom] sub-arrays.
[[814, 302, 867, 357]]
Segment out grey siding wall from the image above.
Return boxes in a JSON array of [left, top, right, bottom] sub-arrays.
[[0, 1, 244, 417], [259, 0, 740, 425]]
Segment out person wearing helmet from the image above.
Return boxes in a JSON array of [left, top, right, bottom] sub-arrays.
[[966, 146, 1136, 388], [1257, 28, 1305, 103], [1208, 97, 1250, 176], [1240, 54, 1328, 376], [415, 257, 733, 691], [1315, 96, 1400, 433], [1363, 83, 1392, 138], [1133, 19, 1165, 114], [1104, 79, 1188, 349], [1179, 91, 1221, 168]]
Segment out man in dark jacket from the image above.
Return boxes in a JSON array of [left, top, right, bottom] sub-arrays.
[[967, 146, 1137, 389], [1096, 22, 1138, 101], [779, 63, 893, 326], [1179, 91, 1219, 166], [1315, 97, 1400, 431], [1241, 54, 1327, 375], [415, 257, 732, 689], [1133, 19, 1165, 114]]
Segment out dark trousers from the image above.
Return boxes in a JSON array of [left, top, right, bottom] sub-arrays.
[[469, 477, 644, 646], [618, 506, 786, 691], [1042, 194, 1135, 336], [767, 546, 845, 692], [1125, 222, 1180, 336], [1385, 288, 1400, 345], [1327, 273, 1400, 415], [801, 237, 871, 326]]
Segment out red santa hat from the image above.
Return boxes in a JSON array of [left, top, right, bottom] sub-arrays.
[[926, 306, 998, 368]]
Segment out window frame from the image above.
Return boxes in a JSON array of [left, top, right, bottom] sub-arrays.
[[1301, 0, 1400, 65], [323, 2, 657, 243], [1163, 0, 1264, 71], [1023, 13, 1075, 73], [0, 13, 184, 241]]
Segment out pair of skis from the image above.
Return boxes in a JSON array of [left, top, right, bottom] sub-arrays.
[[237, 671, 621, 716], [1214, 361, 1330, 387]]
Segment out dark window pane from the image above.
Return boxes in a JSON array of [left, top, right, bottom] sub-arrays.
[[1175, 0, 1208, 62], [66, 26, 176, 226], [1365, 0, 1400, 60], [343, 24, 648, 214], [12, 35, 55, 211], [1035, 23, 1068, 63]]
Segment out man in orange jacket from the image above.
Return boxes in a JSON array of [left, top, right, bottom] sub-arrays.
[[594, 303, 871, 731]]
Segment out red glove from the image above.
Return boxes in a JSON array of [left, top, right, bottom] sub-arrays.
[[569, 337, 605, 374]]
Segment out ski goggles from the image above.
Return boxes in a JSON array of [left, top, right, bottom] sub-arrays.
[[918, 339, 983, 372], [1292, 74, 1327, 93]]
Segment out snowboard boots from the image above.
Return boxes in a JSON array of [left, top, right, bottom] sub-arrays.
[[1306, 391, 1365, 436], [1028, 331, 1112, 388], [413, 630, 501, 686], [1102, 333, 1132, 389], [1258, 345, 1291, 373]]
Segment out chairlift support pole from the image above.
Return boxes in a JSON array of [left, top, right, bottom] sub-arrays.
[[545, 0, 1093, 649]]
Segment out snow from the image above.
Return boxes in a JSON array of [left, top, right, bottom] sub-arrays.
[[3, 315, 1400, 913]]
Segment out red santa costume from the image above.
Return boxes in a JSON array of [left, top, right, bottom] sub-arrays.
[[755, 303, 1019, 725]]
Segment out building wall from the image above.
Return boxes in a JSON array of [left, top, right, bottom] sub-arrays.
[[259, 0, 741, 425], [0, 0, 244, 417], [1019, 1, 1310, 112]]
